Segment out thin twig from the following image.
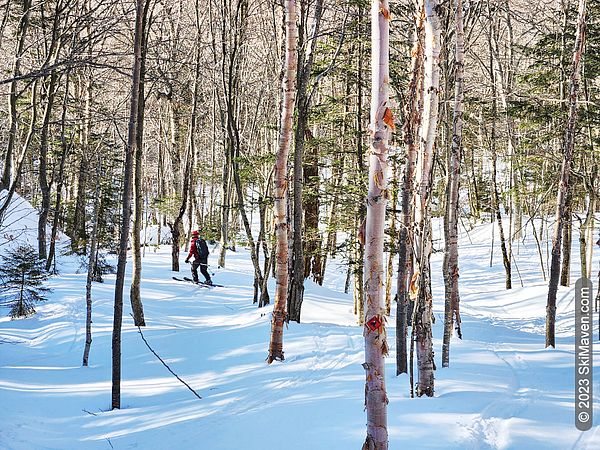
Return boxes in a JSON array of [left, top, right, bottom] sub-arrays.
[[132, 314, 202, 400]]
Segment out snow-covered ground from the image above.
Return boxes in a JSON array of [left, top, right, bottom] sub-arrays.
[[1, 206, 600, 449]]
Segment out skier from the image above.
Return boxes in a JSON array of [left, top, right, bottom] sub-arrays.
[[185, 230, 212, 285]]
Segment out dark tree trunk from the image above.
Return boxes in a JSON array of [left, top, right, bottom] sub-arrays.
[[560, 194, 572, 286], [38, 70, 58, 261], [546, 0, 586, 349], [1, 0, 32, 191], [287, 0, 323, 323], [129, 0, 151, 328], [396, 4, 424, 376], [83, 160, 102, 367], [487, 23, 511, 290], [112, 0, 148, 410], [46, 77, 71, 272]]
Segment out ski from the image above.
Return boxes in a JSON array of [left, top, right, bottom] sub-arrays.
[[172, 276, 210, 287], [184, 276, 224, 287]]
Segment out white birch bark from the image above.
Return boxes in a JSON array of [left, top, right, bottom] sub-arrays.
[[413, 0, 440, 397], [362, 1, 391, 448], [267, 0, 297, 364], [442, 0, 464, 368]]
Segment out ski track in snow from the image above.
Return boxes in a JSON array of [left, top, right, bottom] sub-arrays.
[[1, 215, 600, 449]]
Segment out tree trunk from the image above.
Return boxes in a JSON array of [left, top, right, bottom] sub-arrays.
[[560, 194, 572, 286], [46, 77, 71, 272], [546, 0, 586, 349], [487, 20, 511, 290], [37, 70, 58, 261], [384, 163, 396, 317], [362, 1, 391, 448], [0, 80, 39, 226], [413, 0, 440, 398], [112, 0, 147, 410], [1, 0, 32, 191], [579, 197, 593, 279], [354, 7, 366, 326], [287, 0, 323, 323], [83, 160, 102, 367], [442, 0, 464, 369], [267, 0, 297, 364], [37, 0, 63, 261], [71, 68, 93, 253], [396, 3, 424, 376], [129, 0, 150, 327]]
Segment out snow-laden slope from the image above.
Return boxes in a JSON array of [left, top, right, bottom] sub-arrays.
[[1, 215, 599, 449]]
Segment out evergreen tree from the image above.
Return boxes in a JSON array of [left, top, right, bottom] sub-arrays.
[[0, 245, 51, 318]]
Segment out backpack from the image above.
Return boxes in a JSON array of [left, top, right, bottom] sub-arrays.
[[195, 238, 209, 260]]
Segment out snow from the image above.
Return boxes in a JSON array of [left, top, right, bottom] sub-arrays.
[[1, 198, 600, 449]]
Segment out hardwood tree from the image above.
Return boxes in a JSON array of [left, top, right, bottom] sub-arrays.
[[112, 0, 147, 410], [546, 0, 586, 349]]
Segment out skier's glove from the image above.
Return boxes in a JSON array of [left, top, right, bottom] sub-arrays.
[[185, 259, 189, 264]]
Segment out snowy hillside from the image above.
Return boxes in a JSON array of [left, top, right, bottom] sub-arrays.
[[1, 212, 600, 449]]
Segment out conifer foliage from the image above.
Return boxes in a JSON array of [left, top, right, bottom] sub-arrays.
[[0, 245, 51, 318]]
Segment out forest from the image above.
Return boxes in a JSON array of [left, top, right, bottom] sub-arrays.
[[0, 0, 599, 448]]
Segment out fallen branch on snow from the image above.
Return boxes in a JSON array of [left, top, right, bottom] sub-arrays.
[[131, 314, 202, 400]]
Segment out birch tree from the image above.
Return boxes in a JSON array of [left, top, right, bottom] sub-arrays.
[[362, 0, 391, 447], [442, 0, 464, 368], [413, 0, 440, 398], [267, 0, 297, 364]]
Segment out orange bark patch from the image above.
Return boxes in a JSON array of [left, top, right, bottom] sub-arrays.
[[383, 107, 395, 131], [409, 271, 419, 299], [379, 6, 391, 21]]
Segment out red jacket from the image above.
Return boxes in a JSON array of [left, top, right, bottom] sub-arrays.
[[187, 237, 208, 261]]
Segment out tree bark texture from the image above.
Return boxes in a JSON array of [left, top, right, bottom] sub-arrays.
[[1, 0, 32, 191], [83, 160, 102, 367], [442, 0, 464, 369], [362, 1, 391, 448], [130, 0, 150, 327], [413, 0, 440, 398], [112, 0, 146, 409], [267, 0, 297, 364], [396, 3, 424, 376], [546, 0, 586, 349]]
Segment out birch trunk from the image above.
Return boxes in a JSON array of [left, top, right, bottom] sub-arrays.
[[267, 0, 297, 364], [442, 0, 464, 368], [362, 1, 391, 447], [546, 0, 586, 349], [413, 0, 440, 398]]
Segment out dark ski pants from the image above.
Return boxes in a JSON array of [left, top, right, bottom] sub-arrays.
[[191, 260, 211, 283]]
